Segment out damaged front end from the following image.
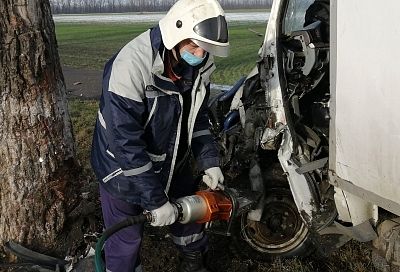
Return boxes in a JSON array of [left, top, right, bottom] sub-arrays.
[[240, 0, 335, 231], [211, 0, 400, 263], [208, 0, 339, 258], [275, 17, 334, 230]]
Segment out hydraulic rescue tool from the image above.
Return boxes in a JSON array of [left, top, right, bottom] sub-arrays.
[[95, 184, 259, 272]]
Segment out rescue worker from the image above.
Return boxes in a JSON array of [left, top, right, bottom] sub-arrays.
[[90, 0, 229, 271]]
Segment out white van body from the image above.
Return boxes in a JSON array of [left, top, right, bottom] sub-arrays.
[[330, 0, 400, 217]]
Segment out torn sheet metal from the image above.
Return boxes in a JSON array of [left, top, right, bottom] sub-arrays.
[[296, 157, 328, 175], [278, 128, 318, 226]]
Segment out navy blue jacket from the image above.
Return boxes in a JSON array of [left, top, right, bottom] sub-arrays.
[[91, 26, 219, 210]]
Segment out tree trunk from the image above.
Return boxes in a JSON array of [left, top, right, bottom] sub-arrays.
[[0, 0, 81, 259]]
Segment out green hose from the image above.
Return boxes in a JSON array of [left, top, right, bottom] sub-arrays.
[[94, 213, 150, 272]]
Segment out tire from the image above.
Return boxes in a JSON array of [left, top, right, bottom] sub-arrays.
[[231, 163, 315, 260]]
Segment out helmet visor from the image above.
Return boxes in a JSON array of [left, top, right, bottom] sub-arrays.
[[193, 15, 228, 43], [192, 15, 229, 57]]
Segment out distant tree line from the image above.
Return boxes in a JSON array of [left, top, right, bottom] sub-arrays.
[[50, 0, 272, 14]]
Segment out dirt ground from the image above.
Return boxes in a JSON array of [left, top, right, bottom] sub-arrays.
[[54, 66, 379, 272], [62, 66, 102, 99]]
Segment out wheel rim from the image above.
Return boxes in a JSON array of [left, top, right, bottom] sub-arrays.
[[240, 187, 309, 254]]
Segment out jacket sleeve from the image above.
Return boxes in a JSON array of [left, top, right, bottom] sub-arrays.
[[102, 54, 168, 211], [191, 83, 220, 171]]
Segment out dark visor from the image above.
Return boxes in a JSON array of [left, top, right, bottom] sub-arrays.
[[193, 15, 228, 43]]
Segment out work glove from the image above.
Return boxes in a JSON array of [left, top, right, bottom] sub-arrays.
[[202, 167, 224, 190], [150, 201, 178, 227]]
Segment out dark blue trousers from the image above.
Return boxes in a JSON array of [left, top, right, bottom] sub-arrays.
[[100, 164, 208, 272]]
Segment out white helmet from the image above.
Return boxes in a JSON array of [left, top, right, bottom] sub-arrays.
[[159, 0, 229, 57]]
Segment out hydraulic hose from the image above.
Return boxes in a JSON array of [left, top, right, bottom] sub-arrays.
[[95, 213, 150, 272]]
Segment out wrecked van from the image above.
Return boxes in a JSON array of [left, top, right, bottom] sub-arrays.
[[209, 0, 400, 268]]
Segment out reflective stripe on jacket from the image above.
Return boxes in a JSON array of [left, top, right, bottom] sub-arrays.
[[91, 25, 219, 210]]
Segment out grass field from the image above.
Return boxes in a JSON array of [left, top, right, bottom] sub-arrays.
[[60, 22, 379, 272], [55, 22, 266, 85]]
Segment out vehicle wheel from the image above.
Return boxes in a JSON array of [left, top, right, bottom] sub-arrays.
[[232, 186, 315, 260]]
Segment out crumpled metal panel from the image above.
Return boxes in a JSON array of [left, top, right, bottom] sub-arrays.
[[278, 128, 318, 226]]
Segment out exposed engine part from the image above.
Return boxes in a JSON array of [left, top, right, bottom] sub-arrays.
[[260, 122, 285, 150], [290, 21, 329, 76]]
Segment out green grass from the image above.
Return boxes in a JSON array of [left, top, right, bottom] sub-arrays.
[[68, 98, 98, 172], [56, 22, 266, 85], [213, 24, 265, 84], [56, 23, 153, 71]]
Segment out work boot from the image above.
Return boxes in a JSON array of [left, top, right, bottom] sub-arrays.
[[177, 251, 212, 272]]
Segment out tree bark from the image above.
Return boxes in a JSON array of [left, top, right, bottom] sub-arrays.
[[0, 0, 80, 259]]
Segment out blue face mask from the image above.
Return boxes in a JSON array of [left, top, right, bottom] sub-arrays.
[[181, 50, 205, 66]]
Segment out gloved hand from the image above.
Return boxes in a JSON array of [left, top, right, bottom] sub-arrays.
[[150, 201, 178, 227], [202, 167, 224, 190]]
